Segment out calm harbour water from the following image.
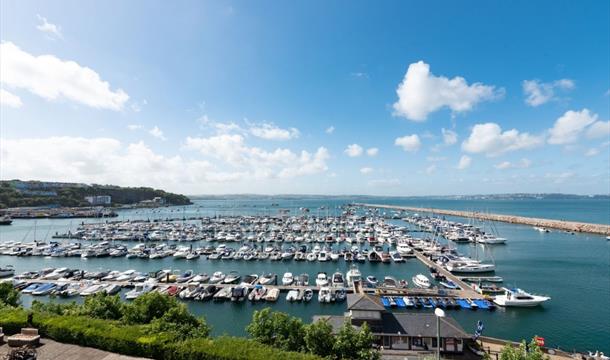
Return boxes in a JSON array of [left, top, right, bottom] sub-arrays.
[[1, 197, 609, 353]]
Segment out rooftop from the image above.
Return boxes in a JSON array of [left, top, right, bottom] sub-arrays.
[[346, 293, 387, 311]]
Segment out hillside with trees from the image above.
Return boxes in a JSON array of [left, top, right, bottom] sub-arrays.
[[0, 180, 192, 208]]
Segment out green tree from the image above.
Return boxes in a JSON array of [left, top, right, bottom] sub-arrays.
[[304, 319, 335, 358], [80, 293, 124, 320], [30, 299, 79, 315], [0, 282, 20, 307], [499, 338, 549, 360], [332, 321, 379, 360], [122, 291, 181, 324], [149, 304, 210, 340], [246, 308, 306, 352]]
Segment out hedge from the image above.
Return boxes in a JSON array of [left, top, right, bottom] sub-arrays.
[[0, 308, 320, 360]]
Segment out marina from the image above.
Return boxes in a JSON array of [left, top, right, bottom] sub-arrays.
[[1, 198, 609, 354], [358, 203, 610, 235]]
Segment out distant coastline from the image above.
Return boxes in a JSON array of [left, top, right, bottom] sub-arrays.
[[189, 193, 610, 200], [0, 180, 192, 209]]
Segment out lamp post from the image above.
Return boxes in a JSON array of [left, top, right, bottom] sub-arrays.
[[434, 307, 446, 360]]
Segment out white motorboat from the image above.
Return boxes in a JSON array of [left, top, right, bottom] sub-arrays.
[[390, 251, 404, 262], [365, 275, 378, 287], [318, 251, 329, 262], [329, 251, 340, 261], [259, 273, 276, 285], [186, 252, 200, 260], [412, 274, 431, 288], [493, 288, 550, 307], [345, 264, 361, 286], [476, 234, 507, 244], [80, 283, 105, 296], [0, 265, 15, 278], [318, 286, 332, 303], [209, 271, 226, 284], [396, 242, 413, 256], [315, 272, 329, 287], [115, 269, 136, 282], [286, 289, 299, 302], [331, 272, 345, 287], [125, 284, 154, 300], [263, 288, 280, 302], [282, 272, 294, 285], [447, 262, 496, 273], [223, 271, 241, 284], [42, 267, 69, 280]]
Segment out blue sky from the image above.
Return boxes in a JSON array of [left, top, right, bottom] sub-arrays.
[[1, 0, 609, 195]]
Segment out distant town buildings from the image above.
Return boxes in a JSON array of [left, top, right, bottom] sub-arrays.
[[85, 195, 112, 206], [138, 197, 166, 207]]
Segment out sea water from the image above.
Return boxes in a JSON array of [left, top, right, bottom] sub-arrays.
[[1, 197, 608, 353]]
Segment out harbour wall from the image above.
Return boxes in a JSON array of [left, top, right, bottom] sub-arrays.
[[356, 204, 610, 236]]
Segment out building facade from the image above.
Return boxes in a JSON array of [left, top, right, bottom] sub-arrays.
[[314, 294, 468, 354], [84, 195, 112, 206]]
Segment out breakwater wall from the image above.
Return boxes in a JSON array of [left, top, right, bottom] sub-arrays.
[[356, 203, 610, 236]]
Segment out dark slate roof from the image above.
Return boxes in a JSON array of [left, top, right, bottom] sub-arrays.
[[383, 313, 468, 338], [312, 315, 349, 332], [346, 293, 386, 311], [313, 313, 468, 338]]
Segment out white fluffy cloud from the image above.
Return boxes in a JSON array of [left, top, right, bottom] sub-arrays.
[[522, 79, 574, 106], [360, 167, 373, 175], [457, 155, 471, 170], [393, 61, 502, 121], [0, 137, 221, 188], [325, 126, 335, 134], [494, 158, 532, 169], [394, 134, 421, 152], [249, 122, 300, 141], [127, 124, 143, 131], [462, 123, 543, 156], [185, 134, 329, 178], [0, 42, 128, 110], [425, 164, 437, 175], [149, 126, 166, 141], [585, 148, 599, 157], [36, 14, 63, 39], [441, 128, 458, 145], [585, 120, 610, 139], [366, 147, 379, 156], [0, 88, 22, 108], [344, 144, 364, 157], [1, 136, 330, 192], [548, 109, 597, 145]]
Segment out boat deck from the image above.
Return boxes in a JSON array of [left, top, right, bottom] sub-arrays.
[[11, 276, 482, 299], [411, 249, 483, 299]]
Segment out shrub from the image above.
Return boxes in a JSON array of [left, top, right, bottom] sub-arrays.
[[165, 337, 320, 360], [304, 319, 335, 357], [245, 308, 306, 352], [0, 308, 322, 360], [0, 282, 20, 307], [79, 292, 124, 320], [122, 291, 181, 324], [149, 305, 210, 340]]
